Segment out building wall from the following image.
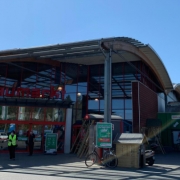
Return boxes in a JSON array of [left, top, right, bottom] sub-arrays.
[[132, 81, 158, 133]]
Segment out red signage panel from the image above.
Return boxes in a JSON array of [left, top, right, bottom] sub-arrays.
[[0, 86, 66, 100]]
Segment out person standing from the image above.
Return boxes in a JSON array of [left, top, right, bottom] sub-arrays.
[[8, 130, 17, 160], [28, 131, 35, 156]]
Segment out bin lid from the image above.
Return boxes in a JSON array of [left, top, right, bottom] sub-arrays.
[[115, 133, 144, 144]]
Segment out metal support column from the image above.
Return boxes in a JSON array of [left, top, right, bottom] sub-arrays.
[[104, 49, 112, 123]]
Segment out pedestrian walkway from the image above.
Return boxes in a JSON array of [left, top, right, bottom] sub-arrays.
[[0, 152, 180, 179]]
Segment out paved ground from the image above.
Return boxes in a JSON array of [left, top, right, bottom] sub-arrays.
[[0, 152, 180, 180]]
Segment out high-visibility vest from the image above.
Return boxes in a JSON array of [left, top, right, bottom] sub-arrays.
[[8, 134, 17, 146]]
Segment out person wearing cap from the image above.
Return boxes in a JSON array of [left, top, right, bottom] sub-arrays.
[[8, 130, 17, 160]]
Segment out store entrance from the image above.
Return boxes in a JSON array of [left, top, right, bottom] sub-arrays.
[[0, 121, 65, 153], [17, 123, 43, 152]]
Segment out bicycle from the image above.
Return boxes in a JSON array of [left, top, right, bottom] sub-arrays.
[[85, 143, 118, 168]]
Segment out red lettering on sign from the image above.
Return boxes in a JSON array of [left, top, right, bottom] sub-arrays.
[[31, 88, 40, 98], [0, 86, 65, 100], [0, 87, 4, 96], [6, 87, 15, 97], [50, 86, 59, 98], [41, 89, 50, 98], [17, 88, 30, 97]]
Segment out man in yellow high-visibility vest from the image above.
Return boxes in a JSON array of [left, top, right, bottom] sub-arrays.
[[8, 130, 17, 160]]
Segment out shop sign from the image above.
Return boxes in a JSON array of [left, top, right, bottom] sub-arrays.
[[0, 86, 66, 100], [45, 133, 58, 154], [96, 122, 112, 148], [172, 115, 180, 120]]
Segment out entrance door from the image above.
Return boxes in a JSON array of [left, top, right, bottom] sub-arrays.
[[16, 124, 43, 152], [16, 124, 29, 151], [0, 121, 66, 153], [0, 122, 44, 152], [30, 124, 43, 152]]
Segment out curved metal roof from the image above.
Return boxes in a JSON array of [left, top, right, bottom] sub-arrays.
[[139, 45, 173, 93], [0, 37, 174, 93], [102, 37, 173, 92]]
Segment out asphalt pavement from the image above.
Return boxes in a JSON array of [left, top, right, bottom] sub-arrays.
[[0, 152, 180, 180]]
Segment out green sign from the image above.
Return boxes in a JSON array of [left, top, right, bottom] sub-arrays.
[[45, 133, 57, 153], [96, 122, 112, 148]]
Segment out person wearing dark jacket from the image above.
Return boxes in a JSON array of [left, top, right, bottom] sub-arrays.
[[8, 130, 17, 160], [28, 131, 35, 156]]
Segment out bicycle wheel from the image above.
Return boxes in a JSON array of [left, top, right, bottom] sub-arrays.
[[104, 153, 118, 168], [85, 153, 97, 167]]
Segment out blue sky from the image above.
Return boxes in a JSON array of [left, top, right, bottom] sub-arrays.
[[0, 0, 179, 84]]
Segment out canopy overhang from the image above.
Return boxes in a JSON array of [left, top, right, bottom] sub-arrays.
[[0, 37, 174, 94]]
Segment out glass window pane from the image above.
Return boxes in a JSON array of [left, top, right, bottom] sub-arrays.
[[112, 99, 124, 109], [32, 108, 45, 121], [76, 109, 82, 120], [24, 107, 32, 120], [73, 94, 82, 109], [124, 122, 132, 133], [7, 106, 18, 120], [88, 100, 99, 109], [65, 85, 77, 94], [0, 63, 7, 87], [125, 99, 132, 109], [78, 82, 87, 93], [18, 107, 31, 121], [21, 62, 38, 88], [46, 108, 53, 121], [0, 106, 8, 120], [100, 100, 104, 109], [6, 63, 19, 91], [45, 108, 66, 122], [0, 124, 10, 150], [72, 109, 82, 123], [16, 124, 29, 150], [125, 110, 132, 120], [52, 108, 66, 122], [112, 109, 124, 119], [65, 93, 76, 102]]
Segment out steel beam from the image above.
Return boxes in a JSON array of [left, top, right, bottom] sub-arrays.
[[104, 49, 112, 123]]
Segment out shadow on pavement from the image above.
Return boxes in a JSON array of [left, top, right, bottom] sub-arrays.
[[0, 152, 180, 179]]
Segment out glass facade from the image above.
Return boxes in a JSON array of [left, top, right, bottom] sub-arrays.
[[0, 60, 162, 151], [0, 105, 66, 152], [0, 106, 66, 122]]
